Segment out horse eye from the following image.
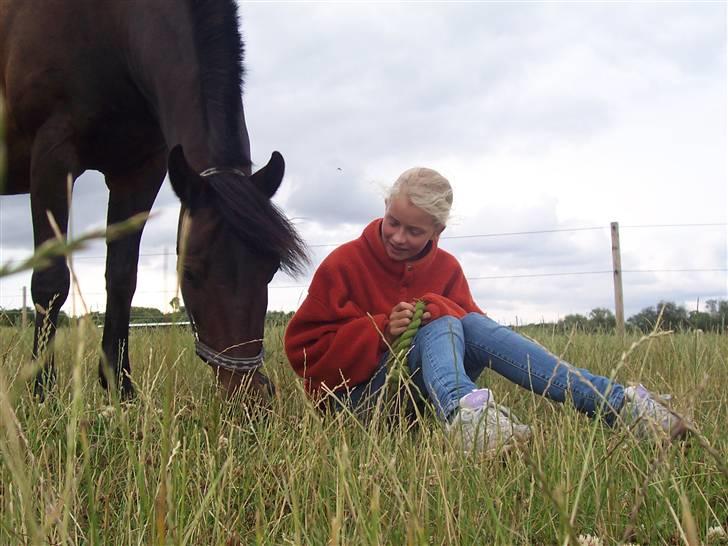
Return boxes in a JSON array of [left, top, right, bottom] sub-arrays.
[[183, 268, 200, 286]]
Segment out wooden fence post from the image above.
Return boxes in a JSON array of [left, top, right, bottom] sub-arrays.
[[611, 222, 625, 337]]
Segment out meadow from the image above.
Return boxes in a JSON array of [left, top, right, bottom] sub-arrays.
[[0, 321, 726, 545]]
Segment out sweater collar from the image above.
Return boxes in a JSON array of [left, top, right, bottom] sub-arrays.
[[362, 218, 439, 274]]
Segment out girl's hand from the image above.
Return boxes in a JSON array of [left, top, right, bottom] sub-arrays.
[[384, 301, 432, 345], [420, 309, 432, 326], [385, 301, 415, 345]]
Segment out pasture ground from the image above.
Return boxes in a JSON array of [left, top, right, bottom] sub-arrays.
[[1, 322, 726, 545]]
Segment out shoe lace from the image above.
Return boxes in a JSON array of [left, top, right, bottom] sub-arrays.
[[472, 400, 523, 429]]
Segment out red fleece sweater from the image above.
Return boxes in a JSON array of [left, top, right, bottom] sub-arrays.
[[284, 219, 483, 395]]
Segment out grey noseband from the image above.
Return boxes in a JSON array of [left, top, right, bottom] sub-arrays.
[[185, 303, 265, 373], [195, 339, 265, 373]]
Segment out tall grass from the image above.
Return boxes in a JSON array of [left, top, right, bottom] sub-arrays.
[[1, 322, 726, 545]]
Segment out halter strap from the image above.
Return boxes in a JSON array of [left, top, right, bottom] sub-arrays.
[[187, 305, 265, 373], [195, 340, 265, 373], [199, 166, 248, 178]]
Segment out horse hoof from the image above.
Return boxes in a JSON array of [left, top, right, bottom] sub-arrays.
[[120, 374, 136, 400], [98, 361, 111, 390], [33, 367, 57, 401], [98, 362, 136, 400]]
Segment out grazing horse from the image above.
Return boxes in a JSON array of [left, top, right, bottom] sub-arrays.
[[0, 0, 307, 399]]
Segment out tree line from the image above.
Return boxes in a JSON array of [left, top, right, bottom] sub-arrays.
[[548, 299, 728, 333], [0, 300, 725, 334], [0, 303, 296, 329]]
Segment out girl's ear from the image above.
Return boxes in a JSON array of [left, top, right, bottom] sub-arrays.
[[431, 227, 444, 246]]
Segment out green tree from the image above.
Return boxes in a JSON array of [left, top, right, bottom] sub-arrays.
[[704, 299, 728, 331], [717, 300, 728, 331], [56, 310, 70, 327], [627, 306, 659, 333], [657, 301, 689, 330], [588, 307, 616, 332], [266, 310, 294, 327], [558, 313, 588, 332], [163, 305, 188, 323], [0, 308, 26, 327], [82, 311, 106, 326], [688, 310, 713, 331], [627, 301, 688, 333], [705, 299, 719, 315], [0, 307, 69, 328], [129, 306, 164, 323]]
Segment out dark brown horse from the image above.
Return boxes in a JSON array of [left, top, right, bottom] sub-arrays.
[[0, 0, 307, 399]]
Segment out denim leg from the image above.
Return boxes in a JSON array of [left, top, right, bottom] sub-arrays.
[[329, 356, 388, 415], [331, 352, 427, 418], [407, 316, 478, 420], [461, 313, 625, 425]]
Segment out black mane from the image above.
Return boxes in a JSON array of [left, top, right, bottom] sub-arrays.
[[187, 1, 308, 275], [209, 173, 309, 276], [187, 0, 250, 168]]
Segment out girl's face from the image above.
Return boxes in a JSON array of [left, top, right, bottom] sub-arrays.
[[381, 194, 443, 261]]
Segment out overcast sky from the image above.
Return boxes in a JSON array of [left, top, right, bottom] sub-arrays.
[[1, 1, 726, 325]]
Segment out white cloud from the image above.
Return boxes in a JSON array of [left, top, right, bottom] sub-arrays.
[[1, 1, 725, 324]]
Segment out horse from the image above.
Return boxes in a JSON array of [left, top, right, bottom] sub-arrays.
[[0, 0, 308, 400]]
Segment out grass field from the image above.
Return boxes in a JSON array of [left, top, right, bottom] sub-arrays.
[[0, 322, 726, 545]]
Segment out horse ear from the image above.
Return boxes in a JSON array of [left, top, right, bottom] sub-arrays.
[[250, 151, 285, 198], [168, 145, 203, 206]]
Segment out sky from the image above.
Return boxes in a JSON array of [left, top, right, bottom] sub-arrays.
[[0, 1, 726, 325]]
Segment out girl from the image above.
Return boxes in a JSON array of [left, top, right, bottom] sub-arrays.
[[284, 167, 687, 453]]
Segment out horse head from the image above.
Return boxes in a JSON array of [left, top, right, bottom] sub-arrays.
[[168, 145, 306, 397]]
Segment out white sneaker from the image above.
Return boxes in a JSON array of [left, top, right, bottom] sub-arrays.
[[447, 388, 532, 454], [621, 384, 688, 441]]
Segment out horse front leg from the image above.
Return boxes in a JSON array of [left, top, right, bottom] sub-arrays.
[[30, 256, 70, 398], [28, 121, 78, 400], [99, 154, 166, 398], [99, 233, 139, 398]]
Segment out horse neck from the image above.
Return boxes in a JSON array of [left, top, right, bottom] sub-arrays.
[[157, 89, 251, 174], [127, 0, 251, 173]]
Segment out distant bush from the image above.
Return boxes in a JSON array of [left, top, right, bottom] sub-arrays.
[[0, 307, 69, 328]]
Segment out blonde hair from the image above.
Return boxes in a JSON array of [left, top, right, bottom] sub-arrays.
[[387, 167, 453, 227]]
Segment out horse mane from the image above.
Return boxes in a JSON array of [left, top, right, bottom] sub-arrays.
[[186, 0, 308, 274], [187, 0, 250, 168], [209, 173, 309, 276]]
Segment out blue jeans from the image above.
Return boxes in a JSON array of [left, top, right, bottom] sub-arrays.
[[337, 313, 625, 425]]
